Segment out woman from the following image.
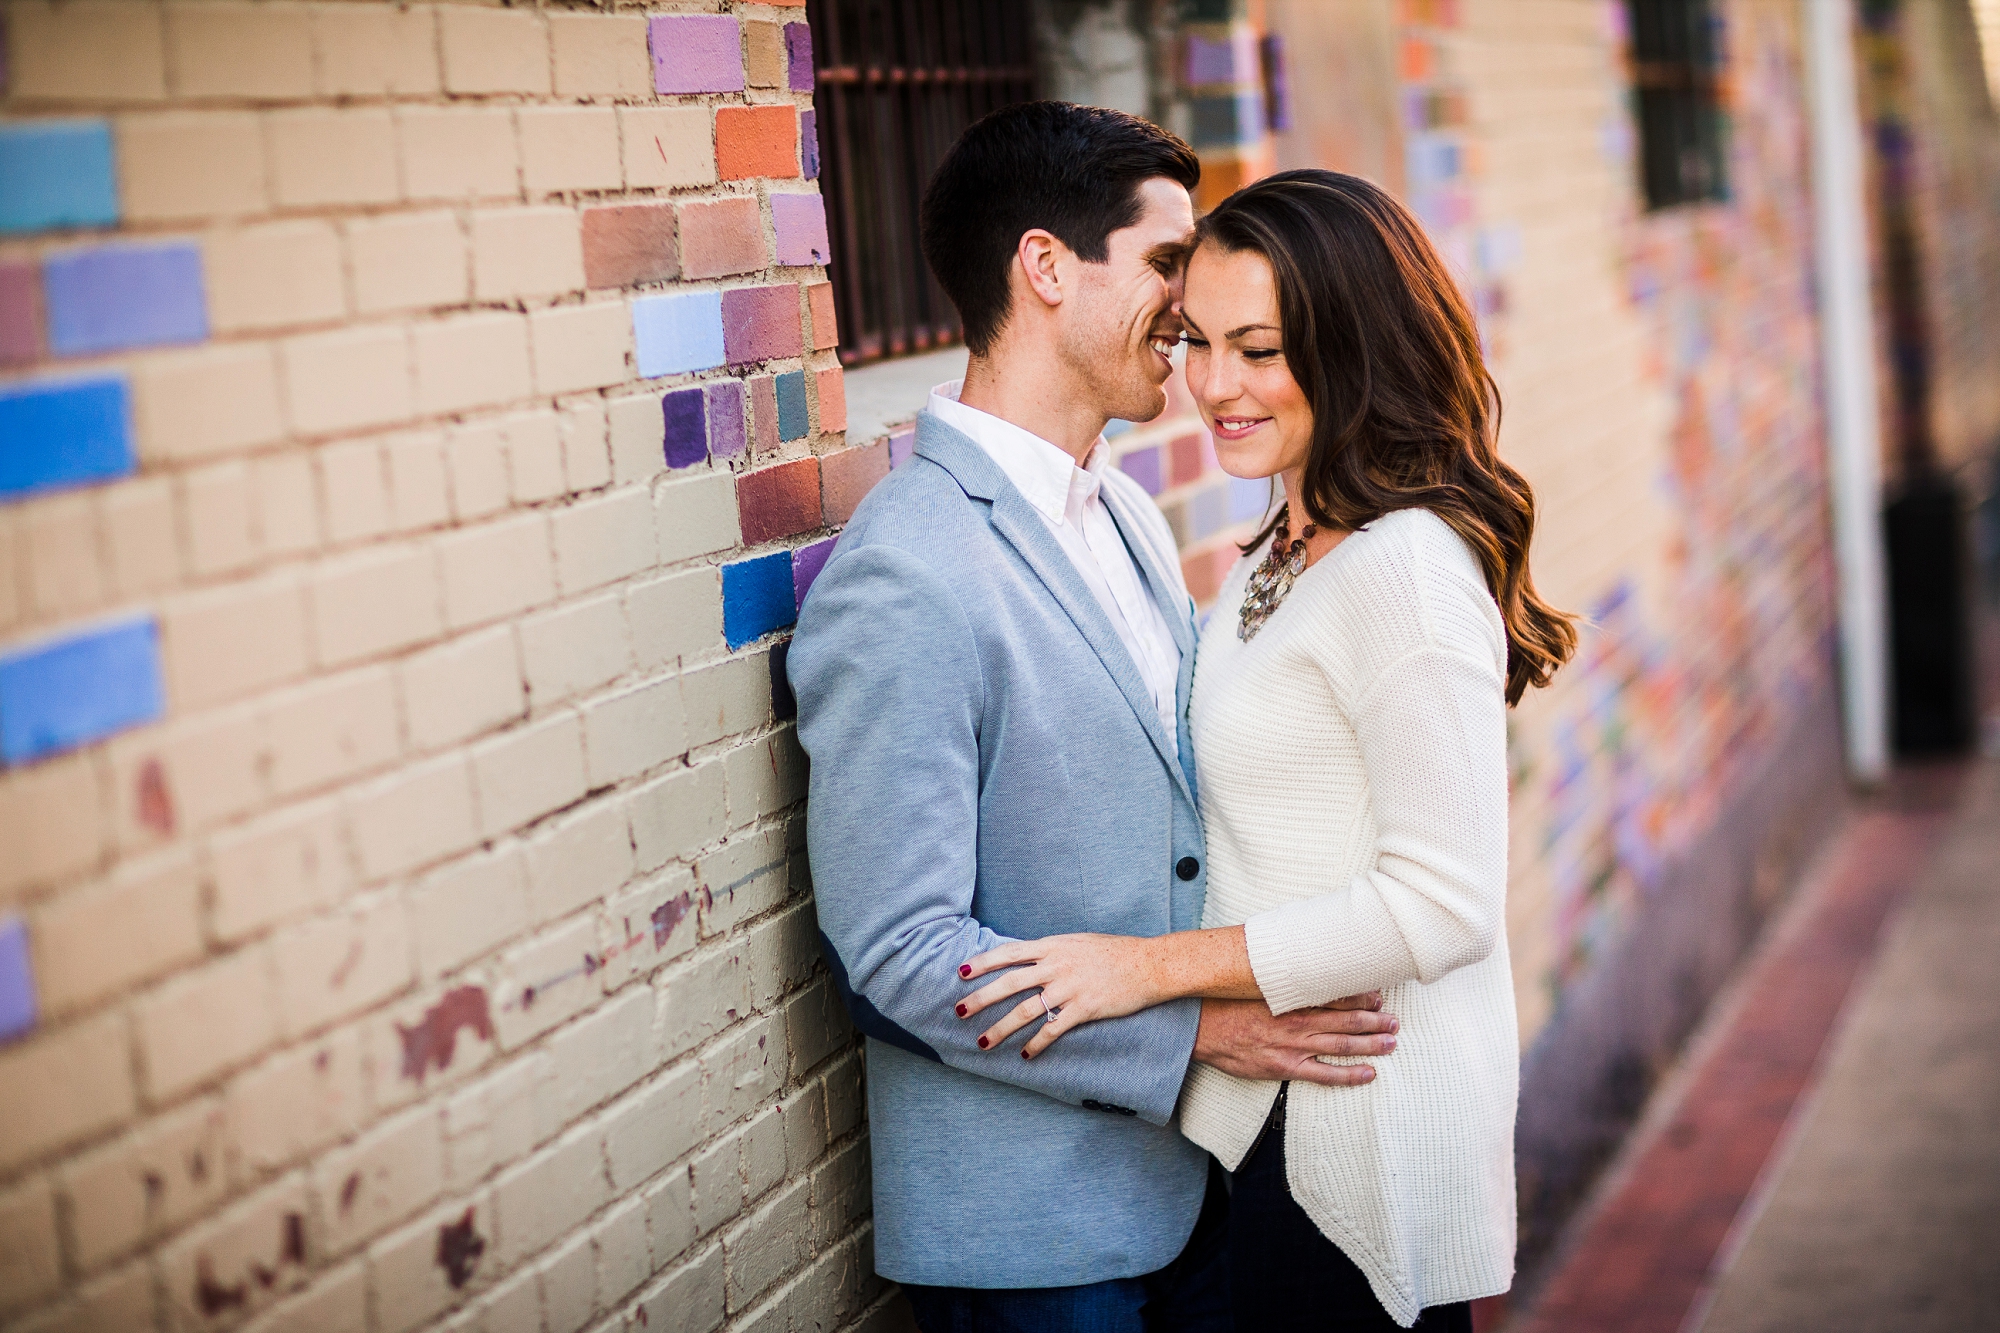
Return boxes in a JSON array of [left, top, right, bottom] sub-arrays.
[[954, 170, 1576, 1329]]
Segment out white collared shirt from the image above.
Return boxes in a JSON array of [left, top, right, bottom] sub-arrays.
[[927, 381, 1183, 742]]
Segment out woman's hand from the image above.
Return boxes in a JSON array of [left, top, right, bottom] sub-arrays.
[[954, 934, 1171, 1058]]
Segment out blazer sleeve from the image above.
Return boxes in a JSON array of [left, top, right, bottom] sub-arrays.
[[789, 541, 1200, 1125]]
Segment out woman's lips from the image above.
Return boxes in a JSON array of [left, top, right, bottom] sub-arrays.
[[1210, 415, 1271, 440]]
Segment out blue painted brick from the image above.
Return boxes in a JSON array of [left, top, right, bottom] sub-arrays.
[[792, 536, 835, 610], [722, 551, 797, 649], [775, 370, 808, 442], [0, 120, 119, 235], [662, 386, 708, 469], [0, 615, 164, 766], [633, 290, 725, 378], [706, 380, 746, 458], [44, 242, 208, 357], [0, 917, 35, 1044], [0, 374, 135, 502]]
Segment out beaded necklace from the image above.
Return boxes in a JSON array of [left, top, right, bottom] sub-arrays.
[[1237, 504, 1319, 641]]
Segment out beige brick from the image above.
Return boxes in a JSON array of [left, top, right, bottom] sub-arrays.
[[408, 848, 530, 980], [255, 449, 322, 558], [349, 211, 469, 316], [386, 429, 453, 532], [490, 1123, 605, 1268], [108, 701, 271, 843], [552, 486, 654, 596], [281, 325, 416, 437], [438, 513, 555, 630], [559, 400, 611, 494], [210, 796, 351, 942], [594, 1195, 650, 1312], [239, 1259, 366, 1333], [655, 470, 742, 566], [271, 890, 413, 1037], [471, 712, 586, 837], [30, 848, 203, 1017], [682, 653, 773, 750], [626, 758, 725, 874], [777, 1079, 828, 1180], [519, 106, 621, 195], [549, 12, 649, 97], [0, 1010, 135, 1172], [314, 2, 440, 97], [745, 21, 787, 90], [313, 1106, 446, 1256], [660, 948, 752, 1074], [399, 106, 520, 203], [166, 0, 313, 98], [607, 392, 665, 485], [543, 984, 651, 1128], [157, 1174, 311, 1327], [0, 1175, 61, 1317], [621, 106, 716, 190], [470, 206, 583, 303], [536, 1229, 594, 1333], [266, 666, 401, 797], [702, 1013, 785, 1131], [784, 978, 850, 1086], [320, 440, 390, 546], [442, 1056, 550, 1192], [161, 568, 310, 711], [520, 595, 628, 708], [523, 798, 633, 925], [600, 1066, 699, 1199], [346, 752, 479, 882], [133, 341, 285, 462], [366, 1194, 494, 1333], [414, 311, 532, 416], [101, 475, 182, 599], [58, 1095, 229, 1273], [311, 541, 443, 668], [226, 1026, 367, 1175], [499, 410, 565, 505], [269, 107, 400, 208], [440, 3, 549, 96], [631, 1245, 724, 1333], [400, 627, 524, 752], [0, 511, 21, 636], [583, 676, 688, 788], [135, 945, 279, 1101], [640, 1164, 696, 1272], [599, 866, 697, 991], [206, 221, 346, 334], [628, 567, 724, 669], [723, 1176, 810, 1312], [181, 459, 257, 577], [725, 728, 807, 829], [6, 0, 166, 102], [7, 1258, 155, 1333], [116, 111, 267, 221], [490, 915, 597, 1046], [445, 419, 510, 522], [455, 1262, 539, 1332], [701, 828, 794, 941], [21, 491, 107, 619], [530, 300, 630, 397]]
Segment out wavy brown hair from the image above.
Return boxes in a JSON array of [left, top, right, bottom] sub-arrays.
[[1199, 169, 1575, 704]]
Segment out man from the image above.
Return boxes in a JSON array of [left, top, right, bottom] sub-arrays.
[[788, 102, 1396, 1331]]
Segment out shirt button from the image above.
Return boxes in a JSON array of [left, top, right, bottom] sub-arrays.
[[1176, 857, 1200, 881]]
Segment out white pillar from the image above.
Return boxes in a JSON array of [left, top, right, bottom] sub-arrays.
[[1805, 0, 1893, 783]]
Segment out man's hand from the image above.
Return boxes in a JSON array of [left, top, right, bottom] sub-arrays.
[[1192, 994, 1397, 1088]]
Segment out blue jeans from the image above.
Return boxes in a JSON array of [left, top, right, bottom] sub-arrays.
[[901, 1158, 1233, 1333]]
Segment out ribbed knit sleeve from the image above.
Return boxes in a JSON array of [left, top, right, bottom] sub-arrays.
[[1240, 514, 1510, 1015]]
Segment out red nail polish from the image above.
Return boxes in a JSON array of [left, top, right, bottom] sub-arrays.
[[977, 1036, 989, 1049], [1021, 1050, 1032, 1060], [960, 964, 971, 978], [955, 1004, 968, 1017]]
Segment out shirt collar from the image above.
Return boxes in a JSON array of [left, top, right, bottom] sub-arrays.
[[926, 381, 1107, 527]]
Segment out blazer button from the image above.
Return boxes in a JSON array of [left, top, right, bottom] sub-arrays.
[[1176, 856, 1200, 881]]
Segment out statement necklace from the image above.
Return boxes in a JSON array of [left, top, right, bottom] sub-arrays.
[[1237, 504, 1318, 641]]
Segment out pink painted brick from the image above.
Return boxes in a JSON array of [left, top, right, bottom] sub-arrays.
[[806, 281, 839, 351], [820, 441, 887, 526], [650, 14, 743, 94], [815, 367, 846, 434], [1, 261, 43, 366], [748, 375, 779, 456], [582, 202, 677, 290], [771, 194, 829, 268], [737, 457, 821, 546], [722, 284, 803, 366], [678, 196, 767, 280]]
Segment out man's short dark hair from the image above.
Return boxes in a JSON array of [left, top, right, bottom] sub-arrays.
[[920, 101, 1201, 354]]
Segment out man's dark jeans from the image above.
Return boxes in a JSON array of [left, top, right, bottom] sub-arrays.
[[901, 1158, 1233, 1333]]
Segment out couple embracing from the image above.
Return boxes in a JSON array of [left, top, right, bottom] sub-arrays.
[[788, 102, 1575, 1333]]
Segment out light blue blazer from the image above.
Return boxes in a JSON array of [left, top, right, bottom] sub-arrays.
[[788, 411, 1213, 1289]]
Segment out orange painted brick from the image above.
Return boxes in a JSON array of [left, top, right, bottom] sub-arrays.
[[807, 281, 839, 350], [716, 105, 799, 181], [582, 202, 676, 289], [815, 366, 847, 434], [678, 195, 768, 280], [737, 458, 822, 547], [820, 441, 889, 526]]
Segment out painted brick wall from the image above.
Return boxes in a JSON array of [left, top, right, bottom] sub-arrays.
[[0, 4, 899, 1331]]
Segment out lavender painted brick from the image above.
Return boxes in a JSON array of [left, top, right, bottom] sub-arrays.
[[44, 241, 207, 357], [792, 536, 835, 609], [0, 374, 135, 501], [888, 427, 916, 469], [0, 120, 119, 235], [1118, 445, 1163, 496], [651, 14, 744, 94], [662, 386, 708, 469], [706, 379, 747, 458], [801, 110, 820, 180], [784, 23, 814, 93], [632, 290, 725, 378], [0, 917, 33, 1044], [771, 194, 830, 268], [1229, 473, 1275, 523], [1186, 33, 1251, 86], [774, 370, 807, 441], [722, 551, 797, 649], [0, 615, 163, 765], [721, 285, 802, 366]]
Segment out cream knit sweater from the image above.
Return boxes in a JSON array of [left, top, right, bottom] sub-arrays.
[[1178, 507, 1518, 1327]]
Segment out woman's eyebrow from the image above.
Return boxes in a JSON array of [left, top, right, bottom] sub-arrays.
[[1226, 322, 1280, 339]]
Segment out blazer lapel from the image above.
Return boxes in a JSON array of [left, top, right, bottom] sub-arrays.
[[1100, 481, 1202, 800]]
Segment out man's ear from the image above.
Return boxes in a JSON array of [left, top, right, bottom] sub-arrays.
[[1015, 229, 1066, 309]]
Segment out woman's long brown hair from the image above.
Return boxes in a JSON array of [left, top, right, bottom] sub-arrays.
[[1199, 169, 1576, 705]]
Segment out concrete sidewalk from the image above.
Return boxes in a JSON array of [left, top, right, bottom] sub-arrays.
[[1696, 757, 2000, 1332]]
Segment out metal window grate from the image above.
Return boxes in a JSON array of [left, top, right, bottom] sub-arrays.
[[806, 0, 1039, 366], [1629, 0, 1730, 209]]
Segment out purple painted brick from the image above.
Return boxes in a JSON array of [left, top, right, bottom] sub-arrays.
[[801, 110, 820, 180], [721, 284, 803, 366], [651, 14, 744, 95], [662, 386, 708, 469], [43, 241, 207, 357], [0, 262, 41, 367], [1186, 33, 1251, 86], [771, 195, 830, 268], [0, 916, 34, 1044], [793, 536, 836, 609], [705, 379, 746, 458], [784, 22, 814, 93], [1118, 445, 1163, 495], [888, 427, 916, 469]]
